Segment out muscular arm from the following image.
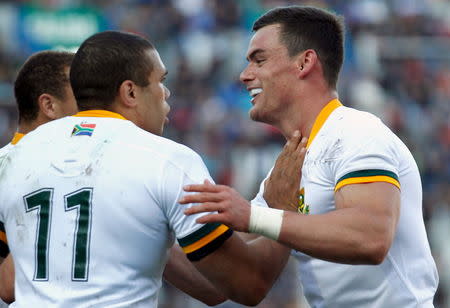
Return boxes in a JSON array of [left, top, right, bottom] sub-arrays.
[[0, 254, 14, 304], [179, 182, 291, 306], [182, 129, 400, 266], [279, 182, 400, 264], [193, 232, 290, 306], [164, 232, 266, 306], [163, 245, 226, 306]]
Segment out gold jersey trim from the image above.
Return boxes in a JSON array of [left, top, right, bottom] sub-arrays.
[[73, 110, 127, 120], [307, 99, 342, 148], [11, 132, 25, 145]]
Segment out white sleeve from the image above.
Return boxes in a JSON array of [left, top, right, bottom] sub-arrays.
[[159, 149, 232, 261], [331, 123, 401, 191]]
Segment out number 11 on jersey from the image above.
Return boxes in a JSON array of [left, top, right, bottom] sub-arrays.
[[24, 188, 93, 281]]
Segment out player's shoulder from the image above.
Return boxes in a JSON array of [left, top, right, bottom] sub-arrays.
[[0, 143, 13, 170], [0, 143, 13, 157], [9, 119, 62, 153], [335, 106, 385, 129], [332, 106, 392, 141], [118, 124, 204, 167]]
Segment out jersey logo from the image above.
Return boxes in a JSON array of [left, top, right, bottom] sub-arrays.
[[297, 187, 310, 214], [72, 123, 96, 137]]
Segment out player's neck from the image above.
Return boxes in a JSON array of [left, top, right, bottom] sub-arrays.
[[17, 119, 43, 135], [279, 91, 338, 140]]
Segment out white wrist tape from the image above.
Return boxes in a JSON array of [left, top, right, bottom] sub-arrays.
[[248, 206, 284, 241]]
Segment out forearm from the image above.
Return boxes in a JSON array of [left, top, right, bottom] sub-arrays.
[[194, 234, 290, 306], [164, 245, 226, 306], [263, 182, 400, 265], [246, 235, 291, 283], [0, 254, 14, 304], [279, 207, 393, 264]]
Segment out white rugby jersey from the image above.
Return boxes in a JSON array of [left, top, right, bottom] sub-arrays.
[[0, 142, 12, 258], [0, 110, 232, 307], [0, 135, 21, 308], [0, 133, 24, 258], [252, 99, 438, 308]]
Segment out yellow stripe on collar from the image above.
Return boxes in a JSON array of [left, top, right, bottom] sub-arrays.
[[306, 99, 342, 148], [11, 132, 25, 145], [73, 110, 127, 120]]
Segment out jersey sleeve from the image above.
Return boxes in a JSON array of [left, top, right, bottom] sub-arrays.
[[159, 150, 233, 261], [332, 123, 401, 192], [0, 221, 9, 258], [0, 150, 10, 258]]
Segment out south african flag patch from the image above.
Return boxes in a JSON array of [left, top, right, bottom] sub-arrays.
[[71, 123, 96, 137]]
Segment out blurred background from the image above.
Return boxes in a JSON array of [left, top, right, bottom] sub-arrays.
[[0, 0, 448, 307]]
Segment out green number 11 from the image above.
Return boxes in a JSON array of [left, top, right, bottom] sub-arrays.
[[24, 188, 93, 281]]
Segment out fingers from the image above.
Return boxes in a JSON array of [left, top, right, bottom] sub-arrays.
[[179, 192, 223, 204], [183, 181, 224, 193], [203, 179, 213, 185], [195, 213, 225, 225], [285, 130, 301, 149], [184, 203, 222, 215], [297, 136, 308, 152], [297, 137, 308, 163], [275, 132, 307, 169]]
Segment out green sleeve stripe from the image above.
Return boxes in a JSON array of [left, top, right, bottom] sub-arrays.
[[178, 222, 222, 247], [337, 169, 398, 183], [186, 229, 233, 261], [0, 240, 9, 258]]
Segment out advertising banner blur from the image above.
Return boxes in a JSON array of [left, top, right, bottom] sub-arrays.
[[17, 5, 107, 52]]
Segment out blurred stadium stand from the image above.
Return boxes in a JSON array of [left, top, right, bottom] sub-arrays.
[[0, 0, 448, 307]]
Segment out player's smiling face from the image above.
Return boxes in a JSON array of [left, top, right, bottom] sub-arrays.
[[240, 24, 299, 125], [137, 49, 171, 136]]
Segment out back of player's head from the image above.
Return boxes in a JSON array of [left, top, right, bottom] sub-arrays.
[[14, 50, 74, 123], [70, 31, 155, 111], [253, 6, 344, 89]]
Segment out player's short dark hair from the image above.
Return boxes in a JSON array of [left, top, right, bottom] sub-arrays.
[[253, 6, 344, 89], [70, 31, 155, 111], [14, 50, 74, 123]]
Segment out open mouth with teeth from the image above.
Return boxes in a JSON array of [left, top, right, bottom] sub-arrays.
[[250, 88, 263, 102]]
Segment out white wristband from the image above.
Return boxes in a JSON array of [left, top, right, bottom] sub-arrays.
[[248, 206, 284, 241]]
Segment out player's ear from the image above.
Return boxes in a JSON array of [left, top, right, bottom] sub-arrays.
[[295, 49, 317, 79], [119, 80, 138, 108], [38, 93, 58, 120]]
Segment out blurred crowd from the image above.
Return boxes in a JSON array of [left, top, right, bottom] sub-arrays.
[[0, 0, 448, 307]]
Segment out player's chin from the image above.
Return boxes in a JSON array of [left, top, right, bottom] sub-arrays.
[[248, 108, 265, 123]]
